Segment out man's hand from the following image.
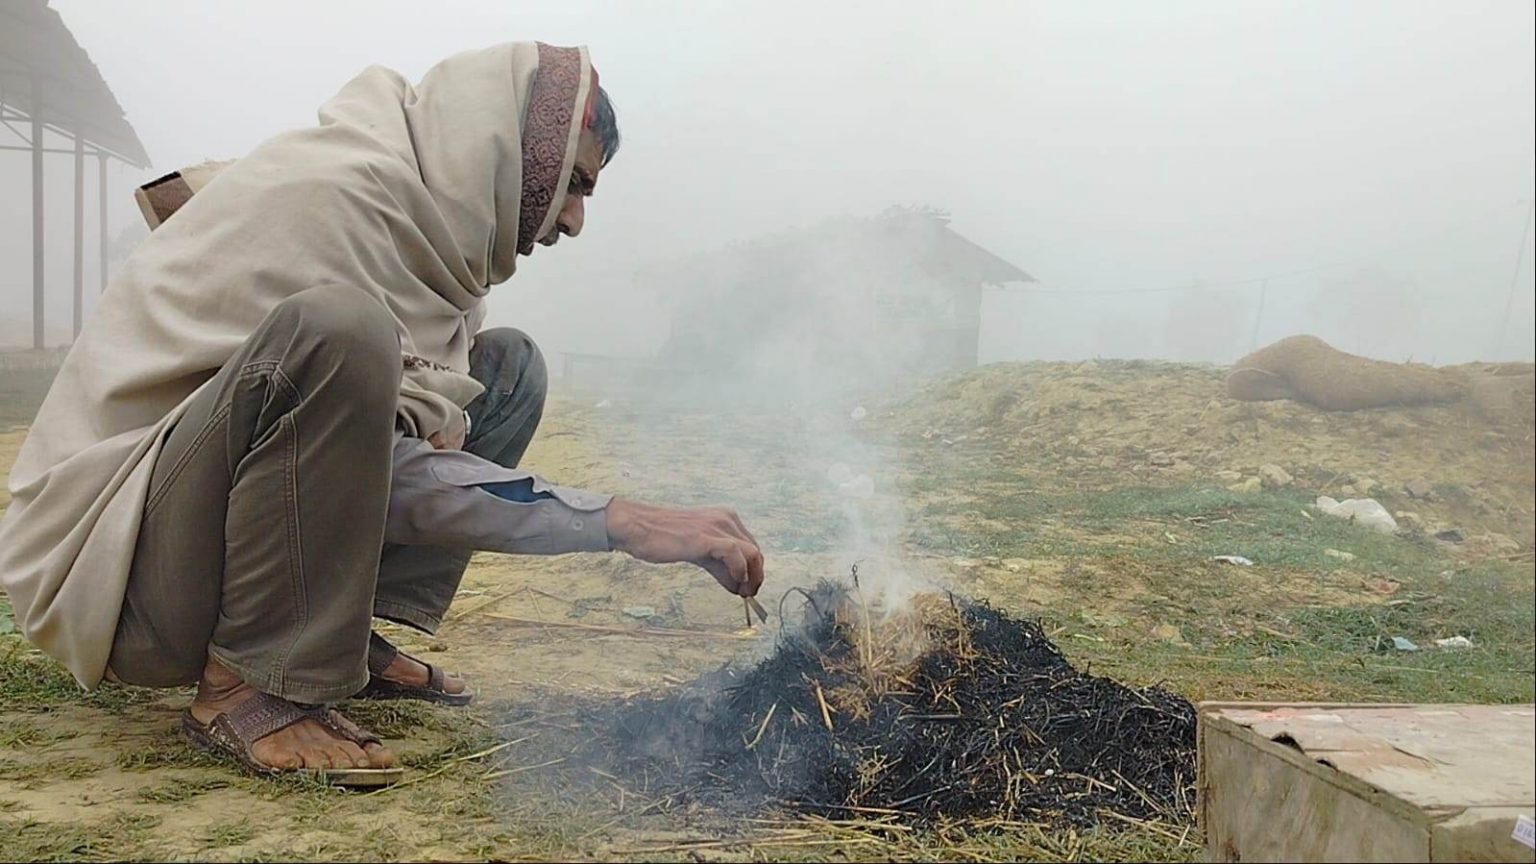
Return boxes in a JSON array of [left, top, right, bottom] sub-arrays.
[[428, 411, 470, 451], [606, 499, 765, 598]]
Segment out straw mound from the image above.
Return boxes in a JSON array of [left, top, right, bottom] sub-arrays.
[[1228, 335, 1467, 411], [593, 580, 1196, 827]]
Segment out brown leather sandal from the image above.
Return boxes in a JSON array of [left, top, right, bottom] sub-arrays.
[[353, 631, 474, 706], [181, 690, 403, 787]]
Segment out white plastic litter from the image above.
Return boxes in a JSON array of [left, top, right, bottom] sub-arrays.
[[1514, 815, 1535, 850], [1213, 555, 1254, 566], [1316, 496, 1399, 534], [1434, 636, 1474, 649], [1391, 636, 1419, 651]]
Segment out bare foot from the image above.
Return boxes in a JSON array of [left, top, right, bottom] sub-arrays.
[[377, 649, 468, 696], [190, 657, 395, 770]]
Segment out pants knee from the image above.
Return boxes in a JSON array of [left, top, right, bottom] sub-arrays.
[[472, 327, 547, 397], [272, 285, 398, 358], [267, 285, 400, 404]]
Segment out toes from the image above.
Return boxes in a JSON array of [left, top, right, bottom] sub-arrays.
[[335, 740, 370, 769], [249, 715, 391, 773], [265, 747, 304, 770], [364, 742, 396, 768], [252, 736, 303, 770], [299, 745, 334, 770]]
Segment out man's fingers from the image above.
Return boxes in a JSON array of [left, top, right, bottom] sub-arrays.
[[710, 544, 750, 594], [743, 544, 765, 597], [710, 541, 763, 598], [700, 558, 735, 594], [720, 509, 764, 596]]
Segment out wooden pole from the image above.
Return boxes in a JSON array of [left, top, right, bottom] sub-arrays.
[[73, 134, 85, 339], [31, 97, 45, 350], [99, 153, 109, 293], [1248, 279, 1269, 354], [1494, 198, 1534, 361]]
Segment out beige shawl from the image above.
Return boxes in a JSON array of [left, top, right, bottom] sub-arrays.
[[0, 42, 594, 687]]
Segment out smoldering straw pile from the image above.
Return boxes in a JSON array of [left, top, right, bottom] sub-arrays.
[[580, 575, 1197, 828]]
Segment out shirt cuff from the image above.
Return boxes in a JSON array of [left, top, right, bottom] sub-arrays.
[[386, 436, 613, 556], [539, 482, 613, 553]]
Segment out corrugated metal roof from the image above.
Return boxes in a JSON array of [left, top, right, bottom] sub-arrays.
[[0, 0, 150, 167]]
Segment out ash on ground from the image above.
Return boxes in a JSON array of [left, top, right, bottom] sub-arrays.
[[581, 579, 1197, 827]]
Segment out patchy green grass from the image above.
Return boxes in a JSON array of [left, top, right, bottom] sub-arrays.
[[0, 811, 162, 862], [137, 775, 232, 804], [0, 819, 109, 863], [912, 477, 1445, 566], [908, 470, 1534, 707], [341, 698, 463, 740], [0, 755, 105, 785], [202, 817, 258, 849], [113, 733, 218, 772], [0, 717, 78, 749], [0, 641, 159, 714]]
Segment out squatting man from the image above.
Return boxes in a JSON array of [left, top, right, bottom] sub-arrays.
[[0, 42, 764, 785]]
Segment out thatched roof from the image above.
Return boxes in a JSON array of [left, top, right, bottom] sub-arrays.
[[0, 0, 150, 166]]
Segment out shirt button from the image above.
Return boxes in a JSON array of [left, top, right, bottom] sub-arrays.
[[572, 518, 585, 531], [571, 496, 583, 507]]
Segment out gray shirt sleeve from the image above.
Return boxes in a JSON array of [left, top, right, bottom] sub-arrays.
[[386, 434, 612, 555]]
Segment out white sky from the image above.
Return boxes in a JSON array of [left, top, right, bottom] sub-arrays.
[[3, 0, 1533, 363]]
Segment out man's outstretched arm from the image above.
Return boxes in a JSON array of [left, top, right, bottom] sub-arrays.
[[385, 435, 763, 597]]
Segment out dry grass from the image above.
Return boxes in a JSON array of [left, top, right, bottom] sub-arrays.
[[819, 587, 960, 719]]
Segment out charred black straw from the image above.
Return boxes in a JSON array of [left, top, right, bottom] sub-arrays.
[[584, 579, 1197, 829]]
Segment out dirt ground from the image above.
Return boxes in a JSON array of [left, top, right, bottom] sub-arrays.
[[1, 361, 1531, 861]]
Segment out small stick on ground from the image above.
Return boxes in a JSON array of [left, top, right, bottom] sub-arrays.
[[367, 734, 535, 795], [445, 585, 528, 621], [485, 613, 754, 640], [481, 757, 566, 780]]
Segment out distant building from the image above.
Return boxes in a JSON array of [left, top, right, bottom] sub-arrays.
[[1, 0, 151, 350], [643, 207, 1033, 393]]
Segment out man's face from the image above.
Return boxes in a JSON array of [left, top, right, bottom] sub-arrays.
[[537, 127, 603, 250]]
